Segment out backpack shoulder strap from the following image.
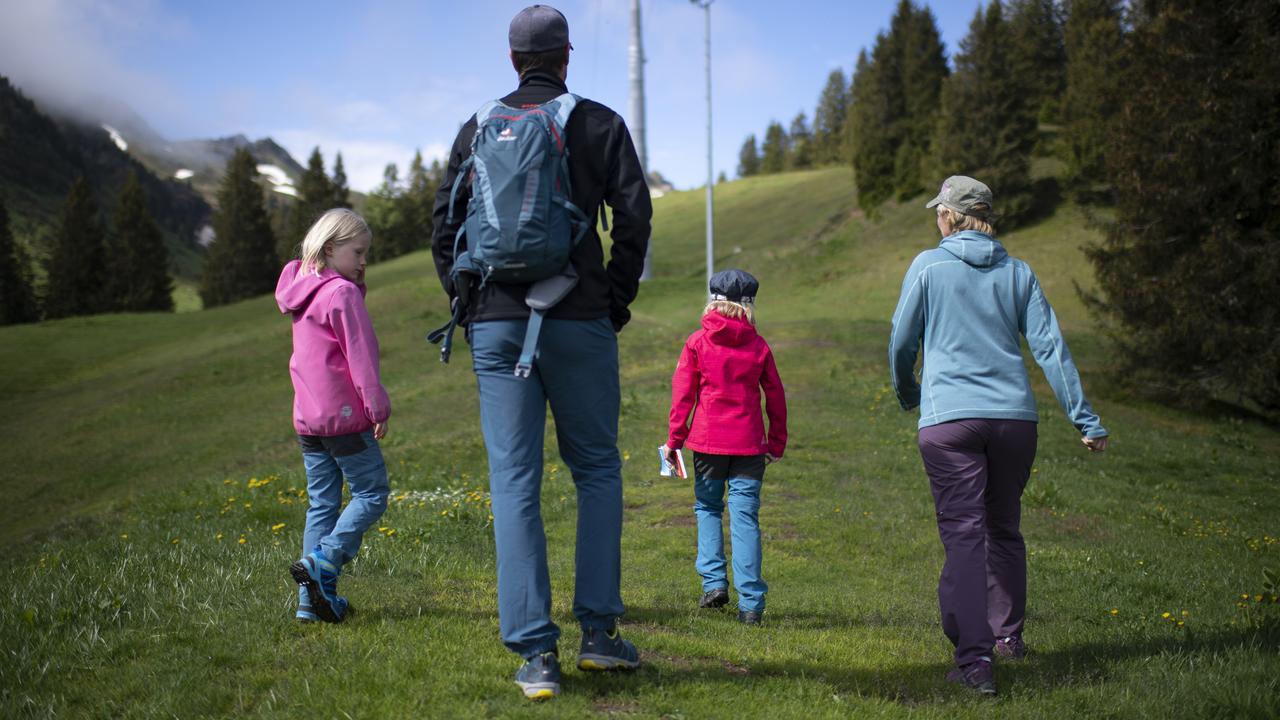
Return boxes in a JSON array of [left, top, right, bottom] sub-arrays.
[[550, 93, 580, 130]]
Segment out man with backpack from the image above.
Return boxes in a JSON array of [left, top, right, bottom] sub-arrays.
[[430, 4, 652, 701]]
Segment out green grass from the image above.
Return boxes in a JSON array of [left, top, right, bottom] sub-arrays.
[[2, 167, 1277, 718]]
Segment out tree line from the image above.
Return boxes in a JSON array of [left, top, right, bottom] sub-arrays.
[[738, 0, 1279, 413], [2, 142, 441, 322]]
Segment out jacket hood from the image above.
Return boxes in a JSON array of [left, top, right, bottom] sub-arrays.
[[701, 309, 758, 346], [939, 230, 1008, 268], [275, 260, 362, 314]]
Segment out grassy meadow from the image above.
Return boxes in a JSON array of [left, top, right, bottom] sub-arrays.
[[1, 167, 1277, 718]]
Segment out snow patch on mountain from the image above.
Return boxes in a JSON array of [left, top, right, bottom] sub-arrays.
[[174, 168, 194, 180], [256, 163, 299, 197], [101, 124, 128, 151]]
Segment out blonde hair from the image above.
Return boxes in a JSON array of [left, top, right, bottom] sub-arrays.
[[298, 208, 372, 275], [704, 299, 755, 325], [938, 205, 997, 236]]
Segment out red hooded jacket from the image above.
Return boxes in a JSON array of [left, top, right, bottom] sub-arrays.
[[667, 310, 787, 458]]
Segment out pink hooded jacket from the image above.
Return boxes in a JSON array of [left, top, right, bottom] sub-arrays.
[[275, 260, 390, 436], [667, 310, 787, 458]]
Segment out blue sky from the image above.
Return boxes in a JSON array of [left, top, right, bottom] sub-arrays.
[[1, 0, 985, 192]]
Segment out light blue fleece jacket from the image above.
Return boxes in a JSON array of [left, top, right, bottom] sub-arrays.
[[889, 230, 1107, 438]]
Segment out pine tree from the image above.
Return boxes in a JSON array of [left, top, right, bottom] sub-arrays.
[[0, 196, 38, 324], [737, 135, 761, 177], [1006, 0, 1067, 124], [892, 1, 949, 199], [400, 150, 434, 257], [812, 69, 849, 166], [760, 121, 789, 174], [200, 149, 278, 308], [1060, 0, 1124, 199], [44, 176, 109, 318], [284, 147, 335, 261], [788, 112, 814, 170], [932, 2, 1037, 226], [850, 47, 896, 210], [365, 162, 411, 262], [1083, 0, 1280, 411], [331, 152, 352, 209], [110, 171, 173, 312]]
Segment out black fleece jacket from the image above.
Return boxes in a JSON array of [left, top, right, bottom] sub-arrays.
[[430, 73, 652, 330]]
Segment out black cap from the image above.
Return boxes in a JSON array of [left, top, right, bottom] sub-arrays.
[[709, 269, 759, 303], [509, 5, 571, 53]]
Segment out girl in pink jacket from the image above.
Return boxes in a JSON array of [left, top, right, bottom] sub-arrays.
[[665, 269, 787, 625], [275, 208, 390, 624]]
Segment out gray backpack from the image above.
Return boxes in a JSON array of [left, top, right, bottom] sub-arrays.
[[428, 93, 593, 377]]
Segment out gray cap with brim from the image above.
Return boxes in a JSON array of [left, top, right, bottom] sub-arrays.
[[509, 5, 572, 53], [925, 175, 995, 219]]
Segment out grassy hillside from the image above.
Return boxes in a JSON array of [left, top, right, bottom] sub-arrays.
[[2, 167, 1276, 718]]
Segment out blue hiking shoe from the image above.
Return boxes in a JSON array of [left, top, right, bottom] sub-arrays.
[[290, 548, 349, 623], [514, 651, 561, 700], [577, 626, 640, 671], [296, 604, 319, 623]]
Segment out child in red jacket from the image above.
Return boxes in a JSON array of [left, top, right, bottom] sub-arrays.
[[665, 269, 787, 625]]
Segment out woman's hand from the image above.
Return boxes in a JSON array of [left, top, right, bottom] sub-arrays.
[[374, 421, 388, 440], [1081, 435, 1108, 453]]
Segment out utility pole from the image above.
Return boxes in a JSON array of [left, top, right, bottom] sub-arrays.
[[691, 0, 714, 294], [630, 0, 653, 281]]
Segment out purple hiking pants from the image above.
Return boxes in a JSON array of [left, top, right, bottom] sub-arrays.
[[918, 419, 1037, 667]]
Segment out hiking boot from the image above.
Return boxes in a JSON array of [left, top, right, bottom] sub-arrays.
[[699, 587, 729, 609], [737, 610, 763, 626], [296, 603, 319, 623], [514, 651, 561, 700], [946, 658, 997, 696], [994, 634, 1027, 660], [290, 548, 349, 623], [577, 627, 641, 671]]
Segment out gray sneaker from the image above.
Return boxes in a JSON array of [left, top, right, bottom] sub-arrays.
[[577, 627, 640, 671], [994, 634, 1027, 660], [945, 658, 997, 696], [514, 651, 560, 700]]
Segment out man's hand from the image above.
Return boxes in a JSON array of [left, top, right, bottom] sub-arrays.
[[765, 454, 780, 465], [374, 421, 389, 441], [1082, 435, 1108, 453]]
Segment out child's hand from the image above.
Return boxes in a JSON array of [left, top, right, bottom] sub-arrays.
[[1081, 435, 1108, 453], [374, 421, 389, 440], [765, 454, 780, 465], [664, 448, 684, 478]]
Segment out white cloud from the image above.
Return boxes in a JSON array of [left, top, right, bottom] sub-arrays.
[[274, 131, 447, 193], [0, 0, 184, 121]]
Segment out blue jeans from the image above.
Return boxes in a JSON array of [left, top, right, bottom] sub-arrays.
[[471, 317, 625, 658], [297, 430, 389, 602], [692, 453, 768, 613]]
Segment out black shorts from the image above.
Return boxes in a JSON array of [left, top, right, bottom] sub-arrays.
[[691, 452, 766, 482]]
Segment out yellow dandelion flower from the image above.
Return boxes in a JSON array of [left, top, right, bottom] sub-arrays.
[[271, 523, 286, 532], [386, 529, 396, 537], [238, 536, 247, 545], [1161, 612, 1171, 619], [244, 502, 252, 509], [1176, 621, 1184, 627], [1256, 595, 1263, 602], [378, 526, 389, 533], [120, 534, 129, 540], [216, 533, 224, 541], [623, 451, 631, 461], [1110, 608, 1119, 615], [171, 538, 180, 545], [440, 510, 449, 516]]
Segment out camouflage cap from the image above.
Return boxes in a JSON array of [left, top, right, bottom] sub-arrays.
[[925, 175, 995, 219]]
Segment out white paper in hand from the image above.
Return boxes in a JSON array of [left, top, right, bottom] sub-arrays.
[[658, 444, 687, 478]]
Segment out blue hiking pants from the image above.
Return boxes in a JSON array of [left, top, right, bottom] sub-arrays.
[[470, 317, 625, 658], [692, 452, 768, 613], [297, 430, 390, 603]]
